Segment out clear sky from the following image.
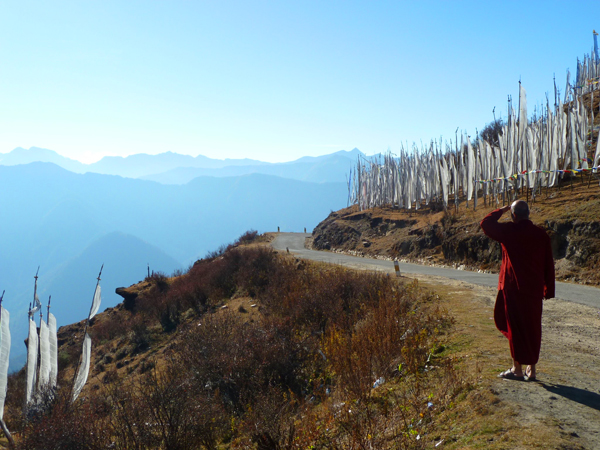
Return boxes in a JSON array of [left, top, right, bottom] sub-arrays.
[[1, 1, 598, 163]]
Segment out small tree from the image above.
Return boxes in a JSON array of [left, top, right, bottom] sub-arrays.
[[478, 118, 504, 148]]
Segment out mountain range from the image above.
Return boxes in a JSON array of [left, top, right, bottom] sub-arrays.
[[0, 146, 365, 183]]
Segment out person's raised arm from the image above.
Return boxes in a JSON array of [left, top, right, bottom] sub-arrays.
[[480, 205, 511, 243]]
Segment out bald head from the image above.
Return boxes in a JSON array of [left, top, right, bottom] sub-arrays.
[[511, 200, 530, 222]]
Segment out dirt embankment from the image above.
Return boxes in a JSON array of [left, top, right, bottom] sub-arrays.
[[312, 180, 600, 285], [416, 274, 600, 449]]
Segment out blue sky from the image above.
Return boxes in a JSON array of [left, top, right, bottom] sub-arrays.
[[1, 1, 598, 163]]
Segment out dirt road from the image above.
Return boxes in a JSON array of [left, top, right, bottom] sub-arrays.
[[272, 232, 600, 448]]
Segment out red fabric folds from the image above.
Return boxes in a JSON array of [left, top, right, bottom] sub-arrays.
[[481, 209, 555, 365]]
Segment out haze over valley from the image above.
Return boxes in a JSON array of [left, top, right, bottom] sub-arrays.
[[0, 149, 352, 369]]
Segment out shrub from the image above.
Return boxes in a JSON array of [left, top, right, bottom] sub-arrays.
[[235, 229, 259, 246], [129, 318, 151, 351], [260, 262, 400, 334], [204, 243, 231, 260], [145, 271, 170, 292], [236, 387, 300, 450], [322, 282, 441, 400], [104, 366, 228, 450], [235, 247, 277, 297], [176, 312, 310, 412], [17, 390, 109, 450], [160, 302, 180, 332], [5, 370, 26, 431], [168, 272, 210, 314], [58, 351, 71, 368], [10, 241, 461, 449], [90, 315, 129, 342]]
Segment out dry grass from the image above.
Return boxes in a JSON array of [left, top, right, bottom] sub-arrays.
[[420, 280, 583, 449], [2, 235, 473, 449]]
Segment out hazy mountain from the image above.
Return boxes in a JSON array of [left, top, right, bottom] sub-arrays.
[[141, 149, 365, 184], [7, 232, 181, 371], [0, 147, 365, 183], [290, 148, 364, 163], [0, 162, 347, 370], [0, 161, 346, 268], [87, 152, 268, 178], [0, 147, 268, 179], [41, 232, 182, 327], [0, 147, 87, 173]]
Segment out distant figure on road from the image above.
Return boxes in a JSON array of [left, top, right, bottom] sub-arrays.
[[480, 200, 555, 381]]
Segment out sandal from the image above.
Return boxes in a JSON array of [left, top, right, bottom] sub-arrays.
[[525, 367, 537, 382], [497, 369, 525, 381]]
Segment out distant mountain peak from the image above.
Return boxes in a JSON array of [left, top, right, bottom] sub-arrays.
[[0, 147, 87, 173], [1, 146, 368, 182], [331, 148, 364, 158]]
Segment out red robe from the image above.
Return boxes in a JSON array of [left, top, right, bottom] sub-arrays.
[[480, 209, 555, 365]]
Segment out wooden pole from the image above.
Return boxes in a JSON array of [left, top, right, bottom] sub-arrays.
[[24, 267, 41, 413], [0, 291, 9, 448], [71, 265, 103, 400], [33, 266, 39, 312], [570, 171, 574, 191], [0, 418, 14, 448]]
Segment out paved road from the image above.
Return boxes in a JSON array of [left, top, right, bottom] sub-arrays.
[[272, 233, 600, 309]]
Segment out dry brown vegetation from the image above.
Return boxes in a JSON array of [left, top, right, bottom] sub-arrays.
[[2, 227, 596, 448], [1, 231, 474, 449]]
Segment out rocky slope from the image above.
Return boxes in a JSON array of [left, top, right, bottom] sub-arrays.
[[312, 178, 600, 285]]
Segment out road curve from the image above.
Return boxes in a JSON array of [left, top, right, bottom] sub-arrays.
[[272, 232, 600, 309]]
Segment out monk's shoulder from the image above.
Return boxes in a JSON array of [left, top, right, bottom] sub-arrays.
[[532, 222, 549, 234], [531, 222, 551, 241]]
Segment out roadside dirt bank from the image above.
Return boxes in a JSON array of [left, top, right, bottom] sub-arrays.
[[401, 272, 600, 449]]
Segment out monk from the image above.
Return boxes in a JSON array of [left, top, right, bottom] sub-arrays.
[[480, 200, 555, 381]]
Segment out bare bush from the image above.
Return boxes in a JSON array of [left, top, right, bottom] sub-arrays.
[[177, 312, 310, 412], [235, 229, 260, 246], [145, 271, 170, 292], [234, 387, 299, 450], [18, 390, 109, 450], [6, 242, 463, 449], [90, 314, 130, 342], [105, 365, 227, 450]]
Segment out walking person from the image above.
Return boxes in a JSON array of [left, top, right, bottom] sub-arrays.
[[480, 200, 555, 381]]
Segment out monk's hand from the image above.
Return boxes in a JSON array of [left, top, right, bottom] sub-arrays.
[[499, 205, 511, 214]]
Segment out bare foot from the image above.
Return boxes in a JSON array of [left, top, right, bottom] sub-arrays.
[[512, 362, 524, 377], [526, 365, 536, 380]]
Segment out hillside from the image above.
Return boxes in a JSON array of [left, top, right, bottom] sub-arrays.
[[311, 90, 600, 285], [312, 174, 600, 286], [3, 231, 597, 449], [3, 234, 469, 449]]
